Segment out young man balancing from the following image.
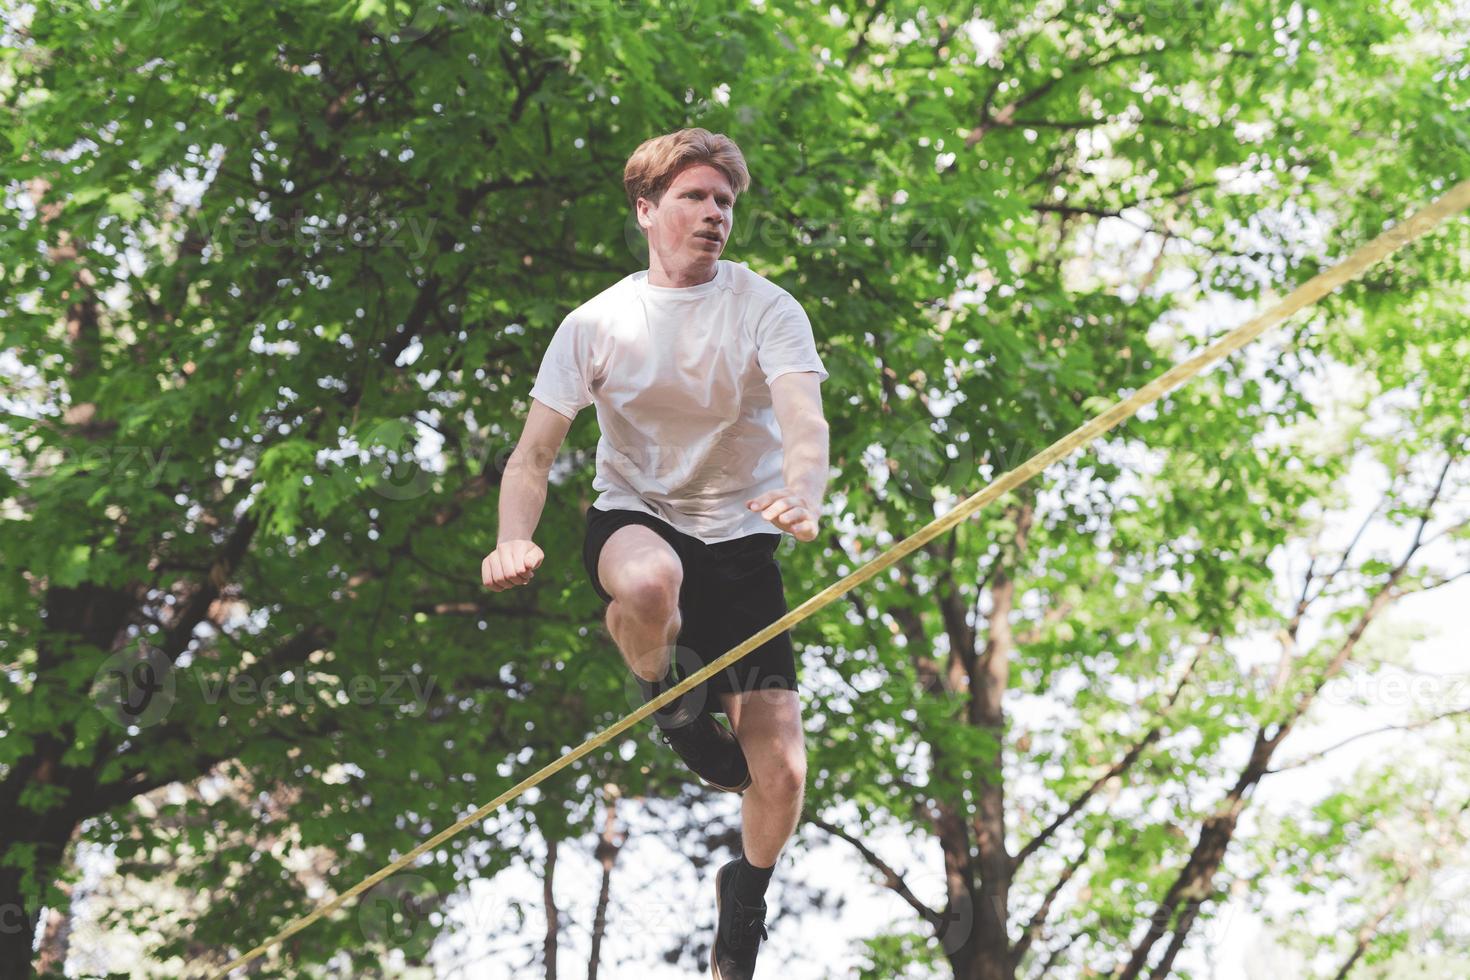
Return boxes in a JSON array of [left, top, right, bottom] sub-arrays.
[[481, 128, 830, 979]]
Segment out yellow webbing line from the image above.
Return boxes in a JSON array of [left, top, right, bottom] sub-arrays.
[[209, 178, 1470, 976]]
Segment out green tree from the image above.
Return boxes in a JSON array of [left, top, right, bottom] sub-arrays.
[[2, 0, 1468, 977], [779, 2, 1470, 978], [0, 0, 833, 973], [1252, 741, 1470, 978]]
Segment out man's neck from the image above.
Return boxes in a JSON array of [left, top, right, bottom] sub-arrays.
[[647, 260, 718, 289]]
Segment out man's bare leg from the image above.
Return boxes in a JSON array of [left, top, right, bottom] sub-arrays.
[[596, 525, 746, 796], [599, 524, 683, 683], [605, 593, 681, 681], [719, 689, 806, 866]]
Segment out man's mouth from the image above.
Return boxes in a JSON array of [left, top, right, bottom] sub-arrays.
[[694, 232, 722, 243]]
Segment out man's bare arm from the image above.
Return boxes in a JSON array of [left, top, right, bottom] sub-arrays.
[[747, 371, 829, 541], [497, 398, 574, 543], [770, 371, 829, 506], [484, 398, 573, 591]]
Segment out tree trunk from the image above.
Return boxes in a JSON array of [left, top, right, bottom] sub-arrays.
[[543, 837, 559, 980], [906, 499, 1032, 980], [0, 810, 80, 976], [0, 177, 114, 980], [588, 787, 624, 980], [966, 565, 1022, 980], [35, 881, 73, 977]]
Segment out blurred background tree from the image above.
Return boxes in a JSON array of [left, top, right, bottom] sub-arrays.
[[1, 0, 1467, 977]]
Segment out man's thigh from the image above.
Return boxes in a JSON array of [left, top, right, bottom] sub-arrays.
[[588, 513, 685, 606], [718, 688, 803, 748]]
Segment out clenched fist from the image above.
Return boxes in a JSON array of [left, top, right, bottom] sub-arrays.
[[482, 539, 544, 592]]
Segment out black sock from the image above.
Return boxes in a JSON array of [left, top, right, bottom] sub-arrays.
[[637, 663, 702, 731], [732, 854, 774, 906]]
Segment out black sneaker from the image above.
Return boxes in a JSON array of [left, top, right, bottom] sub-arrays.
[[711, 858, 769, 979], [658, 714, 752, 794]]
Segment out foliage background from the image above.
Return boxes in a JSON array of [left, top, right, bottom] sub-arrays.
[[1, 0, 1468, 976]]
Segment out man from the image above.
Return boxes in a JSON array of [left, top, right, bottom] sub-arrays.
[[481, 127, 829, 979]]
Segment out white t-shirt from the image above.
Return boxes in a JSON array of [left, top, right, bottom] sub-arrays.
[[529, 259, 828, 543]]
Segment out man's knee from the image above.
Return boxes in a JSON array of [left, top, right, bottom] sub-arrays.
[[753, 746, 806, 800], [609, 560, 682, 624]]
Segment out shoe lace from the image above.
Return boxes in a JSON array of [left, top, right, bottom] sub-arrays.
[[728, 898, 768, 949]]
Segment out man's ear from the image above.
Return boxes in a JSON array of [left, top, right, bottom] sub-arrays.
[[636, 196, 655, 232]]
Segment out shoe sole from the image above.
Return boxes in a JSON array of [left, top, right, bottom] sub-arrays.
[[711, 863, 728, 980], [699, 771, 752, 795], [658, 723, 753, 795]]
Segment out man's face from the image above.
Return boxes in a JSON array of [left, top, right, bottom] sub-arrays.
[[637, 163, 735, 277]]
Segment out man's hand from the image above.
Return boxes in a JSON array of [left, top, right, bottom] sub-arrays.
[[746, 487, 820, 542], [482, 539, 544, 592]]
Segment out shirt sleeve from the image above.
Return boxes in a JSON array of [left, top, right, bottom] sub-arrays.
[[528, 314, 593, 420], [754, 293, 828, 386]]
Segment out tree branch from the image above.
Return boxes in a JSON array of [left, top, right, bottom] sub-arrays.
[[159, 515, 261, 665], [968, 45, 1161, 147], [1012, 645, 1204, 871], [1330, 874, 1412, 980], [1266, 707, 1470, 774], [1010, 843, 1089, 967], [1117, 451, 1460, 977], [805, 814, 942, 929]]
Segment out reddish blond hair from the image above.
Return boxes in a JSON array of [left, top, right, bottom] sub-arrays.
[[622, 127, 751, 213]]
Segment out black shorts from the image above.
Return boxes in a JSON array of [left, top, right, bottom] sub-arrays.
[[582, 505, 799, 709]]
